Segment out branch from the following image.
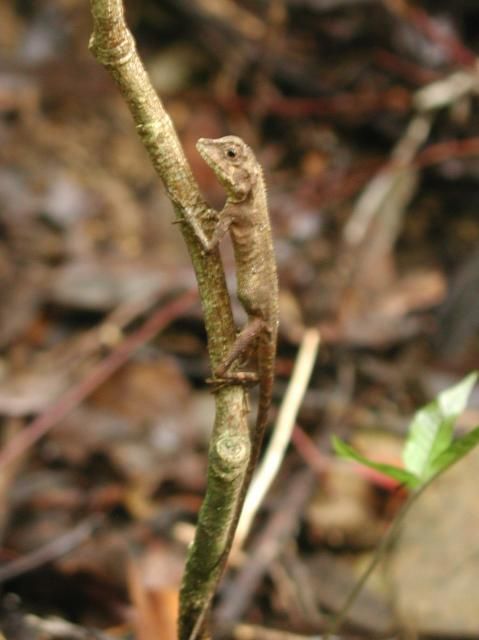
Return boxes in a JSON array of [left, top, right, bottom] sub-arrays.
[[233, 328, 320, 551], [0, 290, 197, 468], [88, 2, 252, 638]]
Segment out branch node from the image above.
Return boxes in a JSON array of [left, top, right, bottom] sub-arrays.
[[89, 30, 135, 67], [212, 432, 250, 481]]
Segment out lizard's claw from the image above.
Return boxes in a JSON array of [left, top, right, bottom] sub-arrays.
[[206, 371, 259, 392], [203, 209, 219, 222], [174, 206, 217, 227], [206, 377, 231, 393]]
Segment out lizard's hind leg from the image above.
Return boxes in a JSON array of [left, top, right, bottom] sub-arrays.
[[207, 371, 258, 393], [237, 333, 258, 368], [215, 316, 264, 378]]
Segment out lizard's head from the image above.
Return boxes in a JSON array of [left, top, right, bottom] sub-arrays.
[[196, 136, 258, 202]]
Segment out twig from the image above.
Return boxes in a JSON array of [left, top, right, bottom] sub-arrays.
[[0, 419, 23, 541], [291, 426, 331, 476], [414, 70, 479, 112], [385, 0, 476, 67], [286, 0, 380, 10], [220, 89, 411, 118], [343, 112, 432, 246], [0, 284, 168, 418], [416, 136, 479, 170], [0, 516, 102, 583], [22, 614, 114, 640], [0, 289, 197, 469], [233, 329, 321, 551], [88, 3, 253, 637], [216, 469, 316, 628], [323, 482, 431, 639], [233, 623, 336, 639]]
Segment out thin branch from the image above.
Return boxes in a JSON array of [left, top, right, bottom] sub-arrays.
[[323, 481, 431, 639], [232, 623, 339, 639], [0, 516, 102, 583], [343, 113, 432, 247], [88, 3, 253, 638], [0, 289, 197, 469], [20, 614, 114, 640], [216, 469, 316, 628], [233, 329, 321, 551]]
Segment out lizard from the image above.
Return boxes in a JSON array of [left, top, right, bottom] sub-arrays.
[[182, 135, 279, 639]]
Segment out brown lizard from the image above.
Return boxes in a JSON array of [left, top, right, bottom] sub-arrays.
[[182, 135, 279, 638]]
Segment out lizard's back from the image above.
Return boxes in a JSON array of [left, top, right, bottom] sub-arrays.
[[230, 168, 279, 327]]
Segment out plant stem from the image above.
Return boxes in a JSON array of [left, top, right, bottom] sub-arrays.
[[323, 481, 430, 639], [88, 3, 252, 638]]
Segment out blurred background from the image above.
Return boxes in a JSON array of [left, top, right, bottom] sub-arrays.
[[1, 1, 479, 638]]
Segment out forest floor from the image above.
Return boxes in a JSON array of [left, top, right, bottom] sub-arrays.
[[1, 1, 479, 638]]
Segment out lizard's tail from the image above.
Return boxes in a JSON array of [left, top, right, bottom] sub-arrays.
[[184, 331, 277, 640], [250, 330, 277, 468]]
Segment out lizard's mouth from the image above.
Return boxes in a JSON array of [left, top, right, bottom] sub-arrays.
[[196, 138, 235, 191], [196, 139, 218, 170]]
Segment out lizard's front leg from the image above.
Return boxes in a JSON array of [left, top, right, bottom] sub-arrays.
[[181, 205, 233, 253]]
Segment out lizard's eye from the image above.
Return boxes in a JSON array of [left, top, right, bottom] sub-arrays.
[[226, 148, 237, 159]]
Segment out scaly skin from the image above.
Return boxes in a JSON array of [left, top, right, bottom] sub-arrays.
[[183, 135, 279, 639]]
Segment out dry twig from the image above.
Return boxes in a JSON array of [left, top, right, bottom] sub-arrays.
[[233, 328, 320, 551], [88, 2, 260, 637], [0, 290, 197, 469]]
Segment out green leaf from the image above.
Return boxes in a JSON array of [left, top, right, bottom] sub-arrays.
[[429, 425, 479, 478], [438, 371, 478, 417], [332, 436, 420, 488], [402, 401, 448, 478], [403, 372, 478, 481]]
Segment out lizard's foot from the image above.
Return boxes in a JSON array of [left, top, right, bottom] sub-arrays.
[[214, 317, 265, 377], [207, 371, 259, 392], [175, 206, 217, 224], [202, 208, 219, 222], [206, 377, 230, 392]]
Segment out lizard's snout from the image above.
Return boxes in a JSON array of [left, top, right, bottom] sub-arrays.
[[196, 137, 211, 149]]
